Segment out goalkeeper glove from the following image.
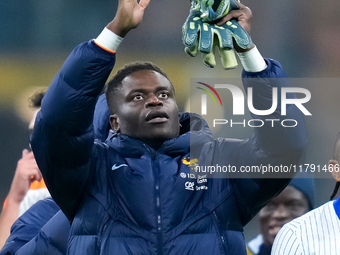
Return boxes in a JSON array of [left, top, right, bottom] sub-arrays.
[[182, 11, 253, 69], [199, 0, 240, 22]]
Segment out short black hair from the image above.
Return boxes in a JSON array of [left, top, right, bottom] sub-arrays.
[[29, 90, 46, 109], [105, 61, 172, 113]]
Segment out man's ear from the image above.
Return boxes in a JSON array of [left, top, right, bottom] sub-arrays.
[[110, 114, 120, 133], [328, 160, 340, 181]]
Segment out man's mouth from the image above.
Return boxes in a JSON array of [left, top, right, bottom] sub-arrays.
[[268, 225, 282, 237], [145, 111, 169, 123], [268, 222, 286, 237]]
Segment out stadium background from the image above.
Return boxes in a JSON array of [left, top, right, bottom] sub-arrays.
[[1, 0, 340, 241]]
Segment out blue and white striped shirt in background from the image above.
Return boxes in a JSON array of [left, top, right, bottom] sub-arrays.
[[271, 197, 340, 255]]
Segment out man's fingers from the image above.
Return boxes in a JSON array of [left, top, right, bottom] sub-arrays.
[[30, 170, 43, 182], [22, 150, 35, 160], [22, 149, 30, 157], [26, 162, 42, 182], [237, 2, 247, 10], [138, 0, 150, 9], [217, 11, 239, 26], [216, 3, 252, 33]]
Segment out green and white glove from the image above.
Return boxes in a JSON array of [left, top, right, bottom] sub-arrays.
[[182, 9, 253, 69], [219, 19, 253, 51], [199, 0, 240, 22], [182, 10, 235, 69]]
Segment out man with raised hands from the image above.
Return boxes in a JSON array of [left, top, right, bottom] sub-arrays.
[[31, 0, 307, 254]]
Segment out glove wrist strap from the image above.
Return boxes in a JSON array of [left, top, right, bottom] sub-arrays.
[[95, 27, 123, 53], [237, 46, 267, 72]]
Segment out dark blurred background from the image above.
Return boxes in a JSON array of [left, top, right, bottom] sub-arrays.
[[1, 0, 340, 242]]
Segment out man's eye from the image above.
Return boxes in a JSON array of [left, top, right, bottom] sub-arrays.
[[159, 92, 169, 99], [133, 95, 144, 101], [287, 202, 302, 210]]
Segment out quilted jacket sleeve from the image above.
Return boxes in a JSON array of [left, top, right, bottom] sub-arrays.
[[0, 198, 62, 255], [218, 58, 308, 225], [15, 210, 69, 255], [31, 40, 116, 220], [241, 58, 308, 155]]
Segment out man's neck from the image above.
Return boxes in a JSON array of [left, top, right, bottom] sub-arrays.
[[143, 139, 165, 151]]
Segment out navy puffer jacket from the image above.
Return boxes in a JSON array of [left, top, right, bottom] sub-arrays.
[[31, 40, 307, 255]]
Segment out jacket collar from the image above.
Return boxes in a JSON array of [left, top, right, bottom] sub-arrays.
[[105, 112, 213, 158]]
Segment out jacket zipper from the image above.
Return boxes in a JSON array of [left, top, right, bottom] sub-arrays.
[[213, 210, 228, 255], [213, 211, 225, 244], [152, 152, 163, 255], [145, 144, 163, 255]]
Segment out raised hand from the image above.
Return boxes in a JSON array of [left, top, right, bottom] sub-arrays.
[[107, 0, 151, 37], [182, 1, 254, 69], [7, 149, 42, 203]]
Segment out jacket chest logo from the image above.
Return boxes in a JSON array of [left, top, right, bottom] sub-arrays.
[[182, 157, 198, 167], [111, 163, 128, 171], [181, 158, 208, 191]]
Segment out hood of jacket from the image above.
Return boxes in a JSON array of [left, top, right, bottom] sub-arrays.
[[103, 111, 214, 159]]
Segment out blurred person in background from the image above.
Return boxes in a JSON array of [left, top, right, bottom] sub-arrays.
[[246, 172, 314, 255], [0, 94, 110, 255], [0, 91, 50, 249], [272, 134, 340, 254], [0, 198, 67, 255]]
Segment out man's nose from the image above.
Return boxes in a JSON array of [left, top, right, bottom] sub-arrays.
[[145, 94, 163, 107], [272, 205, 290, 220]]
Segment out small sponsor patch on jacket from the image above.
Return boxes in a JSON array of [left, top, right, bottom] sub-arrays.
[[182, 157, 198, 167]]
